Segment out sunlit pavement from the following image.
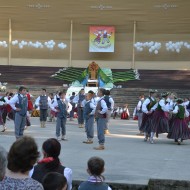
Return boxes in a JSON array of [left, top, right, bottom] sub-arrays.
[[1, 117, 190, 185]]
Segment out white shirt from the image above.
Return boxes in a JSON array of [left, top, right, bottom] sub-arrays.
[[9, 94, 25, 110], [172, 104, 189, 117], [136, 98, 144, 111], [107, 96, 114, 110], [51, 99, 72, 113], [166, 98, 175, 111], [183, 100, 190, 107], [85, 100, 96, 115], [97, 97, 108, 114], [158, 99, 170, 112], [142, 97, 156, 114], [35, 95, 52, 107]]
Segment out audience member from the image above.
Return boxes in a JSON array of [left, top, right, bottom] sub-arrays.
[[0, 146, 7, 181], [0, 136, 43, 190], [42, 172, 67, 190], [78, 156, 111, 190], [31, 138, 72, 190]]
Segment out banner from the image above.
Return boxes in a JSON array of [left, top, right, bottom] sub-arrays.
[[89, 26, 115, 52]]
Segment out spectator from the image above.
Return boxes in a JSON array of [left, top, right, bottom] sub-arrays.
[[79, 156, 111, 190], [0, 136, 43, 190], [42, 172, 67, 190], [31, 138, 72, 190], [0, 146, 7, 181]]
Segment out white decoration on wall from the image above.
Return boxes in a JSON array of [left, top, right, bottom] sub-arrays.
[[10, 40, 67, 50], [0, 41, 8, 48], [134, 41, 161, 54], [165, 41, 184, 53]]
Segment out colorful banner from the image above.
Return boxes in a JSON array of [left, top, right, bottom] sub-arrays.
[[89, 26, 115, 52]]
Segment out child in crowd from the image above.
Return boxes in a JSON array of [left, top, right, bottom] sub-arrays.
[[51, 91, 72, 141], [42, 172, 67, 190], [121, 104, 130, 120], [78, 156, 111, 190], [83, 92, 96, 144], [31, 138, 72, 190]]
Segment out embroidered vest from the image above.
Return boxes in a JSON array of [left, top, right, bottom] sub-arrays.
[[157, 99, 166, 111], [176, 105, 185, 119], [79, 181, 108, 190], [104, 95, 111, 109], [16, 94, 28, 116], [95, 99, 106, 118], [78, 94, 85, 107], [57, 99, 67, 118], [32, 163, 65, 184], [84, 101, 93, 119], [39, 96, 48, 109], [146, 97, 157, 111]]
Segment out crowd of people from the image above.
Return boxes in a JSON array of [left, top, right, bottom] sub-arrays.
[[0, 136, 111, 190], [134, 90, 190, 145], [0, 86, 115, 150]]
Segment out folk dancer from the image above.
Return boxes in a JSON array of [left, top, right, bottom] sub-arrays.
[[167, 98, 190, 145], [104, 90, 114, 135], [51, 91, 72, 141], [94, 88, 108, 150], [140, 89, 158, 142], [69, 92, 76, 121], [9, 86, 28, 139], [83, 93, 96, 144], [35, 88, 51, 128], [73, 89, 85, 128], [150, 92, 170, 144], [136, 94, 145, 135]]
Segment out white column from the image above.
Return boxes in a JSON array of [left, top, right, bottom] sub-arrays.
[[8, 18, 12, 66], [132, 20, 136, 69], [69, 20, 73, 67]]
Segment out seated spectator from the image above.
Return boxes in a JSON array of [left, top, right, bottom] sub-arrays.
[[31, 138, 72, 190], [0, 136, 43, 190], [121, 104, 130, 120], [0, 145, 7, 181], [78, 156, 111, 190], [42, 172, 67, 190]]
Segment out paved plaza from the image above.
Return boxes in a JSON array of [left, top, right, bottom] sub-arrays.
[[0, 117, 190, 185]]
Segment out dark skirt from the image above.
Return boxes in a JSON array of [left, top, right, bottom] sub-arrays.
[[167, 118, 190, 140], [139, 112, 153, 135], [151, 110, 169, 135]]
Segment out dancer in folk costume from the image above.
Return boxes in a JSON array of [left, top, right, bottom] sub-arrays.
[[9, 86, 28, 139], [140, 89, 158, 142], [35, 88, 51, 128], [51, 91, 72, 141], [94, 88, 108, 150], [104, 90, 114, 134], [83, 92, 96, 144], [121, 104, 130, 120], [69, 92, 76, 121], [167, 98, 190, 145], [0, 92, 10, 132], [73, 89, 85, 128], [0, 98, 5, 132], [136, 94, 145, 135], [25, 90, 34, 129], [183, 97, 190, 124], [150, 92, 170, 144]]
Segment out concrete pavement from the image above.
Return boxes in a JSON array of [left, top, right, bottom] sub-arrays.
[[0, 117, 190, 185]]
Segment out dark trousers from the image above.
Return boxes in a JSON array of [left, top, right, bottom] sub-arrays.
[[40, 109, 48, 121]]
